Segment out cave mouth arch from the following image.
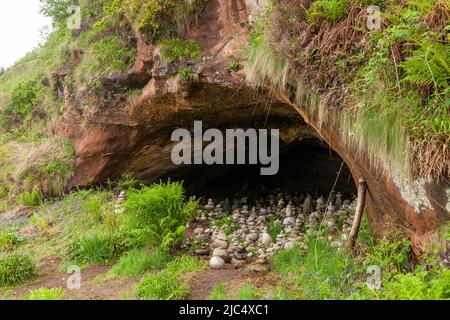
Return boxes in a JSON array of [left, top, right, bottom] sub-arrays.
[[160, 137, 357, 203]]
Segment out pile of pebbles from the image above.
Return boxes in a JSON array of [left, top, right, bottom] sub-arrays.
[[184, 190, 357, 271]]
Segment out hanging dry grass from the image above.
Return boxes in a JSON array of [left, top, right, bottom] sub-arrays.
[[268, 0, 369, 96]]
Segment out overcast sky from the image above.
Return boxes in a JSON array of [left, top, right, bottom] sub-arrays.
[[0, 0, 52, 69]]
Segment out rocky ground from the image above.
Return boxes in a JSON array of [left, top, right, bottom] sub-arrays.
[[185, 189, 357, 273]]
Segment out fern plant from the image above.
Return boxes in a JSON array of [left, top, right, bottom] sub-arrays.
[[401, 41, 450, 90]]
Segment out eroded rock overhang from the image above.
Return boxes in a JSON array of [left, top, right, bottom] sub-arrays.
[[60, 0, 449, 246]]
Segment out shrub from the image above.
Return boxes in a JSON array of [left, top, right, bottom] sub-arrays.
[[81, 196, 103, 223], [123, 181, 198, 248], [209, 283, 230, 300], [18, 189, 42, 208], [110, 247, 171, 277], [39, 0, 74, 26], [382, 268, 450, 300], [273, 238, 355, 300], [158, 38, 202, 64], [307, 0, 349, 25], [68, 232, 131, 265], [0, 253, 36, 286], [23, 287, 65, 300]]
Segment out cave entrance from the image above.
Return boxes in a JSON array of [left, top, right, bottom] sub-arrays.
[[161, 135, 357, 203]]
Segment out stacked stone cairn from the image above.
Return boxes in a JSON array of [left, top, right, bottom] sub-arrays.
[[186, 190, 357, 271]]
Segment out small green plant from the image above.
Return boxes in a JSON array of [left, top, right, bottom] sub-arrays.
[[117, 173, 137, 190], [68, 232, 131, 265], [18, 189, 42, 208], [211, 216, 238, 235], [23, 287, 65, 300], [179, 67, 191, 81], [267, 217, 283, 240], [209, 283, 230, 300], [0, 80, 39, 131], [165, 255, 208, 274], [135, 255, 207, 299], [363, 232, 411, 277], [272, 243, 306, 276], [111, 247, 171, 277], [136, 269, 190, 300], [445, 222, 450, 240], [0, 229, 26, 252], [158, 38, 202, 64], [81, 196, 102, 223], [307, 0, 349, 25], [382, 268, 450, 300], [230, 60, 240, 72], [236, 282, 260, 300], [30, 213, 49, 234], [102, 208, 122, 233], [0, 253, 36, 286]]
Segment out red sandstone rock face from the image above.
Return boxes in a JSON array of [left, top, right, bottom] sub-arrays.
[[60, 0, 449, 244]]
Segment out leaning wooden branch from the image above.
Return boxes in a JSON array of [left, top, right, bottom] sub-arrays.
[[348, 177, 367, 249]]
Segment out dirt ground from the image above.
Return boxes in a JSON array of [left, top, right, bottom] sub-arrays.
[[7, 257, 138, 300], [5, 256, 274, 300], [189, 265, 276, 300]]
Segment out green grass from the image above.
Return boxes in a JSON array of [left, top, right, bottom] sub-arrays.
[[211, 216, 238, 236], [272, 238, 358, 300], [22, 287, 65, 300], [0, 253, 36, 287], [157, 38, 202, 64], [0, 229, 26, 252], [13, 138, 75, 197], [236, 283, 261, 300], [68, 232, 131, 266], [123, 182, 198, 249], [75, 34, 136, 85], [0, 28, 69, 95], [110, 247, 171, 277], [246, 34, 288, 91], [208, 283, 230, 300], [136, 269, 190, 300], [267, 217, 283, 240], [382, 268, 450, 300], [18, 189, 42, 208], [135, 256, 207, 300]]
